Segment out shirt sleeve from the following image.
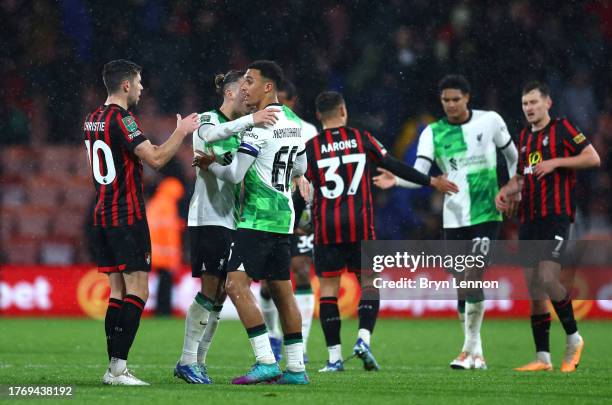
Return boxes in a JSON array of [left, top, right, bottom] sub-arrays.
[[114, 110, 148, 152], [237, 127, 267, 157], [558, 118, 591, 155], [394, 126, 435, 188], [197, 112, 254, 143], [492, 112, 513, 150], [363, 131, 388, 163], [209, 152, 256, 184]]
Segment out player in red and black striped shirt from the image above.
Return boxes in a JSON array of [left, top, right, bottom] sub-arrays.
[[305, 91, 458, 372], [84, 59, 200, 385], [496, 81, 600, 373]]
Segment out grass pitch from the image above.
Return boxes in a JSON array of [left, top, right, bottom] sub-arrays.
[[0, 317, 610, 404]]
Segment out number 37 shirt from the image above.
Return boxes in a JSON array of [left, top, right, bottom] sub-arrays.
[[304, 126, 387, 245], [83, 104, 148, 227]]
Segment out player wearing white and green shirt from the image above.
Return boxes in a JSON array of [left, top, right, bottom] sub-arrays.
[[374, 75, 517, 371], [203, 61, 309, 385], [176, 70, 281, 385]]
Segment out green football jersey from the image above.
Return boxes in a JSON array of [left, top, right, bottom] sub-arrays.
[[188, 109, 241, 229], [237, 105, 305, 234], [418, 110, 512, 228]]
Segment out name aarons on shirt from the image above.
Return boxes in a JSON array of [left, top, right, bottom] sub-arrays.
[[320, 139, 358, 154], [84, 121, 105, 131]]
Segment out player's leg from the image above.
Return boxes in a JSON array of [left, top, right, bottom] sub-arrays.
[[353, 267, 381, 371], [106, 221, 151, 385], [318, 275, 343, 372], [107, 270, 149, 384], [266, 234, 308, 384], [197, 275, 227, 372], [537, 219, 583, 372], [259, 280, 283, 360], [291, 244, 315, 360], [226, 230, 281, 384], [176, 226, 228, 383], [461, 222, 498, 370], [314, 243, 345, 372]]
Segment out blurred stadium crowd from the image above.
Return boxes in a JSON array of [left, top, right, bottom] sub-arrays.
[[1, 0, 611, 265]]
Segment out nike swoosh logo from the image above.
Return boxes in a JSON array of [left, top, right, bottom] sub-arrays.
[[199, 322, 208, 326]]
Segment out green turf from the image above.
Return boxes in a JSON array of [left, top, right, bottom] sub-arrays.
[[0, 318, 610, 404]]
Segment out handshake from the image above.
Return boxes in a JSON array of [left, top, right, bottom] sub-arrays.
[[192, 150, 217, 170]]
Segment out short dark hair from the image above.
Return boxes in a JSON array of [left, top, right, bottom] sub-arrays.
[[522, 80, 550, 97], [102, 59, 142, 94], [438, 74, 471, 94], [214, 69, 245, 96], [315, 91, 345, 117], [278, 80, 297, 100], [247, 60, 284, 88]]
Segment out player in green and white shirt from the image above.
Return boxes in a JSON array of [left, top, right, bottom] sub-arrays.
[[175, 70, 280, 385], [258, 80, 318, 362], [374, 75, 518, 370], [200, 61, 309, 385]]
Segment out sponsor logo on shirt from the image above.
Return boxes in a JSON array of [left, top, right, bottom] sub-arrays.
[[528, 151, 542, 166], [573, 133, 586, 144]]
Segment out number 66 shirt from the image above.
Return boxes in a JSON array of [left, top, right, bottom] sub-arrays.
[[305, 126, 387, 245], [83, 103, 148, 227]]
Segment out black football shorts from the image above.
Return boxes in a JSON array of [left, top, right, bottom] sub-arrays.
[[92, 219, 152, 273], [189, 225, 233, 277]]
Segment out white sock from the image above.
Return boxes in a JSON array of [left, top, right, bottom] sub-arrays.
[[464, 300, 485, 355], [249, 332, 276, 364], [197, 308, 221, 365], [328, 344, 342, 363], [567, 331, 581, 346], [285, 341, 305, 372], [180, 294, 211, 365], [358, 328, 371, 346], [295, 291, 315, 352], [109, 357, 127, 376], [260, 295, 282, 339], [536, 351, 552, 364]]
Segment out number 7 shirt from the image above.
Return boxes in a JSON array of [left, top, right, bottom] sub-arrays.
[[83, 103, 148, 227], [305, 126, 387, 245]]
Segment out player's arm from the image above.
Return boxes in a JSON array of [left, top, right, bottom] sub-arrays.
[[373, 126, 433, 189], [207, 151, 255, 184], [199, 109, 280, 143], [533, 120, 600, 180], [291, 151, 310, 200], [366, 130, 457, 194], [493, 112, 518, 178], [135, 113, 200, 170], [496, 174, 523, 216]]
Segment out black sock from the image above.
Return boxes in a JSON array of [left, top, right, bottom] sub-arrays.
[[530, 313, 551, 353], [111, 294, 146, 360], [457, 299, 466, 315], [551, 295, 578, 335], [357, 288, 380, 333], [319, 296, 341, 347], [105, 298, 123, 361]]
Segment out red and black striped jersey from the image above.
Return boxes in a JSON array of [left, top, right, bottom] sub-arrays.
[[83, 104, 148, 227], [305, 126, 387, 245], [517, 117, 590, 223]]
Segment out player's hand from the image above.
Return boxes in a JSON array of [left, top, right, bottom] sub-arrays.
[[373, 168, 397, 189], [534, 159, 558, 180], [177, 113, 201, 135], [295, 175, 311, 201], [495, 186, 519, 217], [192, 150, 216, 170], [430, 174, 459, 194], [253, 108, 280, 127]]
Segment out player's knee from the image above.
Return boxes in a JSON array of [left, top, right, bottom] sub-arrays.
[[225, 277, 246, 300]]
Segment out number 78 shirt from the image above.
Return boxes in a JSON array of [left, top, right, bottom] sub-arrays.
[[236, 104, 306, 234], [305, 126, 387, 245]]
